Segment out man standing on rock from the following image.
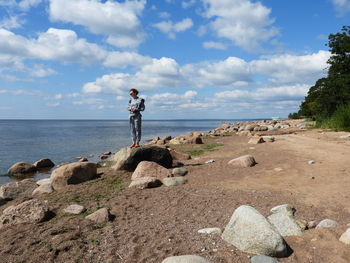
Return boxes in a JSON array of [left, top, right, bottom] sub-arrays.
[[128, 88, 145, 148]]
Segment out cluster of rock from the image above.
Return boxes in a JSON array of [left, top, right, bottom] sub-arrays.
[[7, 158, 55, 175], [147, 132, 203, 145]]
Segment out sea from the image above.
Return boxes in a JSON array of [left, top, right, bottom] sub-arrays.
[[0, 119, 258, 186]]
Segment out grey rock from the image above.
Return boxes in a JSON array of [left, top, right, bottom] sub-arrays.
[[316, 219, 339, 229], [172, 167, 188, 176], [8, 162, 36, 175], [339, 228, 350, 245], [113, 146, 173, 171], [32, 183, 53, 196], [270, 204, 295, 216], [221, 205, 288, 257], [228, 155, 256, 168], [0, 179, 37, 200], [198, 227, 222, 235], [0, 199, 51, 228], [251, 255, 279, 263], [162, 255, 212, 263], [162, 177, 188, 187], [85, 208, 111, 224], [36, 178, 51, 186], [64, 204, 86, 215], [50, 162, 97, 190], [33, 158, 55, 169], [128, 177, 162, 189]]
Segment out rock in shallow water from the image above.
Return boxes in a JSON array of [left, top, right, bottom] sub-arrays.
[[33, 158, 55, 169], [221, 205, 288, 257], [8, 162, 36, 175]]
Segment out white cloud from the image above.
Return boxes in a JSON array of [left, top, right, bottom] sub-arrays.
[[202, 41, 227, 50], [201, 0, 278, 51], [182, 0, 197, 8], [30, 64, 56, 78], [148, 90, 204, 110], [159, 12, 171, 18], [331, 0, 350, 16], [83, 57, 182, 94], [47, 102, 60, 107], [153, 18, 193, 39], [0, 15, 24, 29], [49, 0, 146, 48], [0, 0, 42, 10], [103, 51, 152, 68]]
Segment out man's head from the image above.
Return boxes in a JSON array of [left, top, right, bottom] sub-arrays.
[[129, 88, 139, 97]]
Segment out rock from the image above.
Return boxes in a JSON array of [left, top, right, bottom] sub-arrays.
[[0, 179, 37, 200], [187, 136, 203, 144], [339, 134, 350, 139], [245, 125, 256, 131], [274, 168, 283, 172], [198, 228, 222, 235], [0, 199, 51, 228], [217, 123, 231, 130], [8, 162, 36, 175], [172, 167, 188, 176], [32, 183, 53, 196], [205, 159, 215, 164], [163, 135, 172, 141], [50, 162, 97, 190], [254, 126, 269, 132], [169, 138, 181, 145], [221, 205, 288, 257], [238, 131, 252, 137], [113, 146, 173, 171], [100, 155, 109, 160], [103, 152, 112, 155], [316, 219, 339, 229], [248, 136, 265, 144], [85, 208, 111, 224], [162, 177, 188, 186], [169, 149, 191, 160], [339, 228, 350, 245], [262, 136, 275, 142], [63, 204, 86, 215], [308, 160, 316, 165], [267, 204, 304, 236], [128, 177, 162, 189], [228, 155, 256, 168], [251, 255, 280, 263], [156, 139, 166, 145], [162, 255, 212, 263], [33, 158, 55, 169], [307, 220, 317, 229], [36, 178, 51, 186], [79, 157, 88, 162], [131, 161, 172, 180]]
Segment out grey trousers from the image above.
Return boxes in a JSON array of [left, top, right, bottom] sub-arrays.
[[129, 114, 142, 143]]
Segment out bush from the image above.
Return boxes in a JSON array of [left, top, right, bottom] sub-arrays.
[[316, 103, 350, 131]]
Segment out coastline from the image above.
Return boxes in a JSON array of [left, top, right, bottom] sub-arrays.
[[1, 119, 350, 262]]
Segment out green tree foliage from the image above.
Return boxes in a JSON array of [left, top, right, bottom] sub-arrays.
[[294, 26, 350, 119]]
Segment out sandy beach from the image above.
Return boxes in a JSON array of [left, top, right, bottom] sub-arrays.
[[1, 120, 350, 263]]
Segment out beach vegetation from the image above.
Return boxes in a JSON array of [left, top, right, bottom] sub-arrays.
[[186, 142, 224, 156], [290, 26, 350, 130]]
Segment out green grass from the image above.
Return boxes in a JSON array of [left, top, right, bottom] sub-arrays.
[[186, 142, 224, 156], [316, 103, 350, 131]]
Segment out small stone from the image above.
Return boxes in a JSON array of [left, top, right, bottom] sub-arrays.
[[162, 255, 212, 263], [249, 147, 255, 150], [79, 157, 88, 162], [64, 204, 86, 215], [316, 219, 339, 229], [85, 208, 111, 224], [33, 158, 55, 169], [274, 168, 283, 172], [308, 160, 316, 165], [248, 136, 265, 144], [172, 167, 188, 176], [32, 183, 53, 196], [128, 177, 162, 189], [339, 228, 350, 245], [100, 155, 109, 160], [198, 228, 222, 235], [162, 177, 188, 187], [251, 255, 280, 263], [262, 136, 275, 143], [307, 221, 317, 229], [205, 159, 215, 164], [103, 152, 112, 155]]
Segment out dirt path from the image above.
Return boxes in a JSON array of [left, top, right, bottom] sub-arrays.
[[1, 129, 350, 263]]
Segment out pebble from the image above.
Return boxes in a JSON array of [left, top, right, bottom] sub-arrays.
[[316, 219, 339, 229], [198, 228, 222, 235], [205, 159, 215, 164], [249, 147, 255, 150], [339, 228, 350, 244], [308, 160, 316, 165], [274, 168, 283, 172]]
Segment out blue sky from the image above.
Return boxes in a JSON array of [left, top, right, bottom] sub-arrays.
[[0, 0, 349, 119]]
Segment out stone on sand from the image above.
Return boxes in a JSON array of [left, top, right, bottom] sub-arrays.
[[128, 177, 162, 189], [32, 183, 53, 196], [162, 255, 212, 263], [316, 219, 339, 229], [131, 161, 172, 180], [221, 205, 288, 257], [162, 177, 188, 187], [251, 255, 279, 263], [172, 167, 188, 176], [85, 208, 111, 224], [228, 155, 256, 168], [339, 228, 350, 245], [169, 149, 191, 160], [64, 204, 86, 215], [0, 178, 37, 200], [198, 228, 222, 235]]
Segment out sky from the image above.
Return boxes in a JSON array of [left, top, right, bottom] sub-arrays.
[[0, 0, 349, 120]]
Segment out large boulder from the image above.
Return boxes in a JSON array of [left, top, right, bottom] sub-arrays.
[[267, 204, 304, 236], [0, 178, 37, 201], [162, 255, 212, 263], [0, 199, 51, 228], [50, 162, 97, 190], [228, 155, 256, 167], [113, 146, 173, 171], [131, 161, 172, 180], [33, 158, 55, 169], [221, 205, 288, 257], [8, 162, 36, 175]]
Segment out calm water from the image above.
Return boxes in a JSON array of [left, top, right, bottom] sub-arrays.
[[0, 119, 245, 185]]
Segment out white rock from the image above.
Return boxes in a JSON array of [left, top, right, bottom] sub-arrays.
[[162, 255, 212, 263], [64, 204, 86, 215], [339, 228, 350, 245], [36, 178, 51, 186], [274, 168, 283, 172], [316, 219, 339, 229], [205, 159, 215, 164], [268, 205, 303, 236], [85, 208, 111, 224], [308, 160, 316, 165], [198, 228, 222, 235], [32, 183, 53, 196]]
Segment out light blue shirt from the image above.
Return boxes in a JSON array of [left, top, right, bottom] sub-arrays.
[[128, 96, 145, 117]]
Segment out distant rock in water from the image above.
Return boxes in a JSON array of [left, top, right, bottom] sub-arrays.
[[33, 158, 55, 169], [8, 162, 36, 175], [113, 146, 173, 171]]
